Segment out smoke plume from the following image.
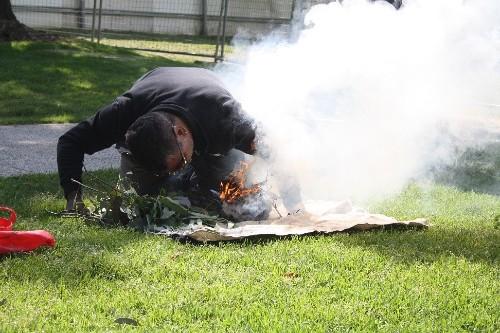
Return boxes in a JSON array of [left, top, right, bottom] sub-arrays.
[[217, 0, 500, 204]]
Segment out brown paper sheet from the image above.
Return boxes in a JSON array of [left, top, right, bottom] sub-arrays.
[[151, 211, 428, 242]]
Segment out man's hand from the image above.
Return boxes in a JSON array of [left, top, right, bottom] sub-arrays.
[[65, 190, 88, 214]]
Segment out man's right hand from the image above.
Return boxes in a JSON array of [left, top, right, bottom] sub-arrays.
[[65, 190, 87, 214]]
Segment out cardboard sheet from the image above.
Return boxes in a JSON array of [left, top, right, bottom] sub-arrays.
[[149, 200, 428, 242]]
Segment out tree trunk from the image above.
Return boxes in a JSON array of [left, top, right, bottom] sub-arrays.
[[0, 0, 57, 41], [0, 0, 18, 21]]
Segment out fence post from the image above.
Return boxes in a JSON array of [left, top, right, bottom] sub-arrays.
[[289, 0, 304, 41], [90, 0, 97, 42], [77, 0, 84, 29], [201, 0, 208, 36], [220, 0, 229, 61], [214, 0, 225, 62], [97, 0, 103, 44]]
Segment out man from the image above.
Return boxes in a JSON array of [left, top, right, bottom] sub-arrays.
[[57, 67, 257, 211]]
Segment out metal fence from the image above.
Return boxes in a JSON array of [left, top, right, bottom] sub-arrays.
[[12, 0, 299, 61]]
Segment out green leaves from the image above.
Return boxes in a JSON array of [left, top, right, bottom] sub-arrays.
[[85, 178, 228, 232]]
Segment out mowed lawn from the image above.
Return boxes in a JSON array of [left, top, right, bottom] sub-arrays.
[[0, 172, 498, 331], [0, 40, 499, 331], [0, 39, 206, 125]]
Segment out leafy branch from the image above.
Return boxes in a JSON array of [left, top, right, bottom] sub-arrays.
[[70, 175, 229, 231]]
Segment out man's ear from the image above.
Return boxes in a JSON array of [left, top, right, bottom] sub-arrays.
[[174, 125, 188, 137]]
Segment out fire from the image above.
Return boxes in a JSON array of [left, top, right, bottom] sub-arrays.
[[220, 161, 261, 204]]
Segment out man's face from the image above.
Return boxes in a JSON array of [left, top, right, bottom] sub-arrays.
[[165, 125, 194, 174]]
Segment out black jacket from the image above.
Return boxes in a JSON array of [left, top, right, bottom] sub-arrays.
[[57, 67, 256, 197]]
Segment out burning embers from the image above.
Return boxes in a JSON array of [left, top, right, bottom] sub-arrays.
[[220, 162, 261, 204], [219, 161, 271, 221]]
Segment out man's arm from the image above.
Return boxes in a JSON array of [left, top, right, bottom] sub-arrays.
[[232, 118, 257, 155], [57, 96, 137, 205], [232, 119, 304, 214], [219, 100, 258, 155]]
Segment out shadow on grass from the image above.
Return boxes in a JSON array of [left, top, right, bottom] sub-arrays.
[[0, 230, 148, 284], [177, 222, 499, 265], [2, 223, 497, 285], [0, 170, 152, 283], [330, 227, 499, 264], [430, 141, 500, 196], [0, 39, 202, 125], [0, 169, 128, 219], [99, 31, 228, 45], [1, 171, 498, 285]]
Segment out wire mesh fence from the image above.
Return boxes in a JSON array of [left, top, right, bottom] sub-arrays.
[[12, 1, 89, 38], [12, 0, 299, 61]]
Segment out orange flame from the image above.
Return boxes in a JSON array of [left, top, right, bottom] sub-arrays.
[[220, 161, 261, 204]]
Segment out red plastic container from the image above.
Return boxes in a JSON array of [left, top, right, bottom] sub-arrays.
[[0, 206, 56, 254]]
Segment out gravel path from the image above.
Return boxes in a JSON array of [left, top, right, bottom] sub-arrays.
[[0, 124, 120, 177]]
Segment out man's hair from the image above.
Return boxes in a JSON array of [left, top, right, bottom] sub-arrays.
[[125, 112, 177, 172]]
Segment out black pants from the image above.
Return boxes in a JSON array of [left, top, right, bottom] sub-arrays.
[[119, 149, 246, 196]]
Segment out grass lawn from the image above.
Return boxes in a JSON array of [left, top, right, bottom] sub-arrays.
[[0, 171, 498, 332], [96, 32, 233, 57], [45, 29, 232, 58], [0, 39, 208, 125]]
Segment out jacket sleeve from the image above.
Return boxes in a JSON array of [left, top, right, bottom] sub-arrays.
[[57, 96, 136, 198], [221, 100, 257, 155], [233, 118, 257, 155]]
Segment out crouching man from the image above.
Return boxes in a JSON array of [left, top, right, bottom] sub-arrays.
[[57, 67, 257, 211]]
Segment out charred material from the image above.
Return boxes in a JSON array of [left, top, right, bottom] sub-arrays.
[[219, 161, 272, 221], [222, 190, 272, 222]]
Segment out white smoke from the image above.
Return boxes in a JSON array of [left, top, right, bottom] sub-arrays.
[[217, 0, 500, 204]]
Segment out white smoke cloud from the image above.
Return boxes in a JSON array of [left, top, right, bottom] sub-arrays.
[[217, 0, 500, 204]]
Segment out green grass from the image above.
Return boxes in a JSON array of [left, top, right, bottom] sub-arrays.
[[0, 39, 208, 125], [0, 171, 498, 332], [46, 29, 232, 57], [97, 32, 233, 56]]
